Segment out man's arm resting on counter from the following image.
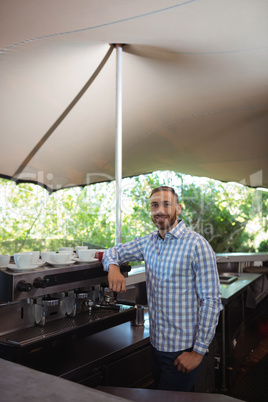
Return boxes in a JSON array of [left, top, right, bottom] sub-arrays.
[[108, 264, 126, 293]]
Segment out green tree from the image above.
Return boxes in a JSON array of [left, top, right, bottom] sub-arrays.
[[0, 173, 267, 254], [120, 173, 267, 253], [178, 178, 255, 252]]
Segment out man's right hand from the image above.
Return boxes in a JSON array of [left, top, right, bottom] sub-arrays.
[[108, 264, 126, 293]]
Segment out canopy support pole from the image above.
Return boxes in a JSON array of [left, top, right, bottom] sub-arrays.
[[115, 44, 123, 245]]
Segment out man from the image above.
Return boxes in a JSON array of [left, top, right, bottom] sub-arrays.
[[102, 186, 222, 391]]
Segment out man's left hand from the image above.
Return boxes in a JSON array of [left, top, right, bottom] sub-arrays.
[[174, 350, 204, 373]]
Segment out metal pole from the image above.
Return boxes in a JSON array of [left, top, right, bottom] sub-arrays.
[[115, 44, 123, 245]]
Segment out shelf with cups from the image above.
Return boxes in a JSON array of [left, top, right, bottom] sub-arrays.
[[0, 247, 105, 274]]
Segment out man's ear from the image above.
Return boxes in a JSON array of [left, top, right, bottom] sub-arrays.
[[176, 203, 182, 215]]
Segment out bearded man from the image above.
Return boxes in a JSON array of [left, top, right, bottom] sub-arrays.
[[103, 186, 222, 391]]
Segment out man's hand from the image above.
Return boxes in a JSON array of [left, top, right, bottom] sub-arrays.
[[174, 350, 203, 373], [108, 264, 126, 293]]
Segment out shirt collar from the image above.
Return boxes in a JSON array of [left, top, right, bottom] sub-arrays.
[[155, 219, 185, 240]]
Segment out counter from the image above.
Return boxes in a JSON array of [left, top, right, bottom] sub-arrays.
[[0, 358, 128, 402], [98, 386, 244, 401], [127, 253, 268, 288], [218, 273, 264, 391], [1, 262, 264, 398], [127, 268, 263, 305], [216, 252, 268, 263], [0, 358, 243, 402], [16, 310, 151, 386], [216, 252, 268, 274], [126, 268, 265, 393], [220, 273, 262, 305]]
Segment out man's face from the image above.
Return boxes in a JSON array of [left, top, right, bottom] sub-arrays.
[[150, 190, 181, 233]]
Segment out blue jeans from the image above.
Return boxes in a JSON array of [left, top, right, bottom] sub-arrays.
[[150, 344, 202, 392]]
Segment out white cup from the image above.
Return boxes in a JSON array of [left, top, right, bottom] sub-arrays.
[[23, 251, 40, 264], [75, 246, 88, 252], [59, 250, 73, 260], [77, 249, 95, 261], [41, 251, 56, 263], [0, 254, 10, 268], [14, 253, 33, 268], [59, 247, 74, 253], [49, 253, 69, 265]]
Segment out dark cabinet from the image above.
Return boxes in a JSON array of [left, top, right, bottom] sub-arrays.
[[77, 344, 152, 389], [103, 345, 152, 388]]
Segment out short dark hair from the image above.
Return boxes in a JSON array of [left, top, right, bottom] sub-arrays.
[[149, 186, 179, 203]]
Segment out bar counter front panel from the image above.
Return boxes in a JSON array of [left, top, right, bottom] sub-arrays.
[[15, 273, 263, 391], [0, 253, 267, 393]]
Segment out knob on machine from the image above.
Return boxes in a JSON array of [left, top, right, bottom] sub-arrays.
[[33, 277, 48, 289], [16, 280, 32, 292]]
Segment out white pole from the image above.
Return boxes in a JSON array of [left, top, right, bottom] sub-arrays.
[[115, 44, 123, 245]]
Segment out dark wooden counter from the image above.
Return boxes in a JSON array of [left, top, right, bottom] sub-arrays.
[[98, 386, 244, 401], [2, 272, 263, 395], [0, 358, 244, 402], [21, 310, 151, 387], [0, 358, 128, 402], [220, 273, 262, 305], [218, 273, 264, 392]]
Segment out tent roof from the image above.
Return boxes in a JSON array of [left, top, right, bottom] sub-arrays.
[[1, 0, 268, 191]]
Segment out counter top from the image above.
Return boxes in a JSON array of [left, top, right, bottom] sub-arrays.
[[216, 252, 268, 263], [0, 358, 128, 402], [0, 358, 243, 402], [98, 386, 244, 401], [127, 268, 262, 306], [220, 273, 262, 305], [126, 266, 146, 286]]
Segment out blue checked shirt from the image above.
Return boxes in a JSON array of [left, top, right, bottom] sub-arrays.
[[103, 220, 223, 355]]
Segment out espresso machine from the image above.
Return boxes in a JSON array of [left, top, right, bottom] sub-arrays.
[[0, 260, 135, 379]]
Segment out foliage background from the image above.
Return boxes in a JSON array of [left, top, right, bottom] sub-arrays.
[[0, 171, 267, 255]]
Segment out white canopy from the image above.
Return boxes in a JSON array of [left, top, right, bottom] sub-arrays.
[[1, 0, 268, 192]]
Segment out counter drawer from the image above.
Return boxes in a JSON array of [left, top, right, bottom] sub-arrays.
[[103, 345, 152, 388]]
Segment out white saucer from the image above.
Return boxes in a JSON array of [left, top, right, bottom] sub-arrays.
[[36, 261, 45, 267], [72, 257, 99, 263], [8, 264, 39, 272], [48, 260, 76, 267]]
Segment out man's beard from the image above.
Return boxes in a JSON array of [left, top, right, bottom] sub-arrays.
[[152, 210, 178, 231]]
